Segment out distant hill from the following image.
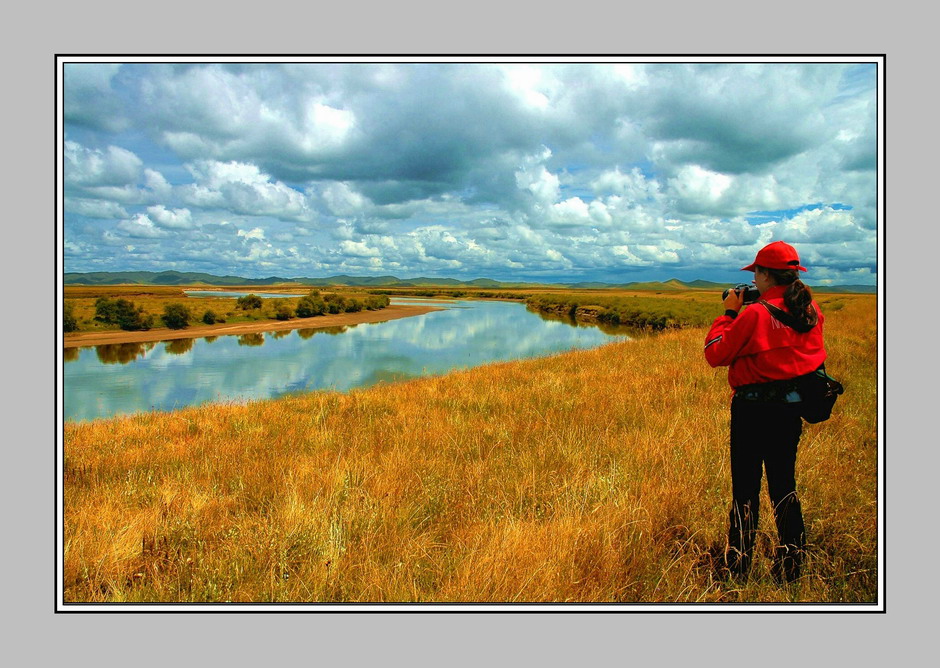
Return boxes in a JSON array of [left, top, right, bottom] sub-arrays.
[[683, 279, 727, 289], [62, 271, 877, 293], [812, 284, 877, 294], [298, 274, 403, 287], [64, 271, 293, 286]]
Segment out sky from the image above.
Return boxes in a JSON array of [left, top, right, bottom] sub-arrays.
[[61, 59, 879, 286]]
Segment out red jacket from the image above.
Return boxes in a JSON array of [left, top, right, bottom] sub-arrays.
[[704, 285, 826, 388]]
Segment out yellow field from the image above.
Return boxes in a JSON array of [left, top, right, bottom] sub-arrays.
[[63, 294, 878, 604]]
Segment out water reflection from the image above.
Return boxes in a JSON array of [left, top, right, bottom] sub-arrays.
[[64, 347, 80, 362], [238, 333, 265, 347], [529, 306, 641, 337], [95, 342, 155, 365], [297, 326, 349, 339], [165, 338, 195, 355], [65, 300, 629, 421]]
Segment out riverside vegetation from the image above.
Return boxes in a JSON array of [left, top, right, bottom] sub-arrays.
[[63, 286, 391, 334], [368, 285, 737, 330], [63, 292, 877, 603]]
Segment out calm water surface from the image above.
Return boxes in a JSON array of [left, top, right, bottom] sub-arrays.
[[64, 299, 628, 422]]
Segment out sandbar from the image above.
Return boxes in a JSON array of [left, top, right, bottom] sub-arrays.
[[63, 304, 444, 348]]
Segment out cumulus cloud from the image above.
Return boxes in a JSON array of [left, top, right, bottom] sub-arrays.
[[774, 207, 870, 244], [668, 165, 733, 214], [65, 141, 142, 188], [641, 64, 838, 175], [237, 227, 265, 241], [611, 244, 651, 266], [147, 205, 193, 229], [180, 160, 311, 221], [499, 65, 554, 110], [592, 167, 661, 204], [65, 198, 129, 219], [340, 239, 380, 257], [64, 64, 128, 132], [547, 197, 594, 229], [143, 169, 173, 200], [318, 181, 372, 216], [62, 61, 880, 284], [116, 214, 166, 238], [515, 147, 561, 209]]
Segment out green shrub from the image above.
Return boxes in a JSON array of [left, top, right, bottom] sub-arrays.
[[275, 303, 294, 320], [202, 310, 218, 325], [64, 302, 78, 332], [364, 295, 390, 310], [296, 296, 326, 318], [94, 297, 153, 331], [236, 294, 263, 310], [162, 303, 192, 329], [524, 293, 713, 330], [94, 297, 118, 323]]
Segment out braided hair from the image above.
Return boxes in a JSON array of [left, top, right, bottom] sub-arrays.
[[760, 266, 818, 328]]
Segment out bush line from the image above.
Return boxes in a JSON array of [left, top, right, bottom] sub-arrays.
[[525, 294, 717, 330]]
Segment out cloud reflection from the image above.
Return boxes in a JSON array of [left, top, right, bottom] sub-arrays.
[[65, 300, 628, 421]]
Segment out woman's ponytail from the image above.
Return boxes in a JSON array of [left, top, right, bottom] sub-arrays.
[[765, 268, 818, 328]]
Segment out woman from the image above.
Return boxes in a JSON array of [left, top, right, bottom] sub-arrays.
[[704, 241, 827, 583]]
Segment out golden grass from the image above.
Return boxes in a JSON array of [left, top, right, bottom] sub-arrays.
[[63, 295, 878, 604]]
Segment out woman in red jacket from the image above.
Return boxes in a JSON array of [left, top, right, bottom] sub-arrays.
[[705, 241, 826, 583]]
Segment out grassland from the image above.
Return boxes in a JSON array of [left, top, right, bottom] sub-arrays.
[[62, 293, 878, 604], [63, 284, 406, 347], [64, 285, 298, 331], [64, 285, 389, 333]]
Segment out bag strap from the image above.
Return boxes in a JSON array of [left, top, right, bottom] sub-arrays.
[[758, 300, 817, 334]]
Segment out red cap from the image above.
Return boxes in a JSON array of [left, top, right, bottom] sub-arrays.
[[741, 241, 807, 272]]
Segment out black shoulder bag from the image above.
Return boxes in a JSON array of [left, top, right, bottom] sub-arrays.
[[759, 300, 845, 423]]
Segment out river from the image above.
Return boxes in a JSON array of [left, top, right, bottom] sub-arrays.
[[63, 298, 629, 421]]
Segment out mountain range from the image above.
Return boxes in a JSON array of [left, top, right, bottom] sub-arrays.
[[63, 270, 877, 293]]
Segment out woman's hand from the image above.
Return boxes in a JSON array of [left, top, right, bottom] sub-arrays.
[[723, 287, 746, 313]]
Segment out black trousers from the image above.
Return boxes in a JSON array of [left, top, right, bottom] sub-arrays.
[[728, 397, 805, 580]]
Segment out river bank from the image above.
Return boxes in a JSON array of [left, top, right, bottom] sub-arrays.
[[63, 303, 443, 348]]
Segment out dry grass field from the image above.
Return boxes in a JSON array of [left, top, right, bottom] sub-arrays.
[[62, 293, 878, 604]]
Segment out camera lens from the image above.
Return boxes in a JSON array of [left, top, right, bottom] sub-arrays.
[[722, 284, 760, 305]]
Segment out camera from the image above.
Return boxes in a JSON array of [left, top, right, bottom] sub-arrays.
[[722, 283, 761, 305]]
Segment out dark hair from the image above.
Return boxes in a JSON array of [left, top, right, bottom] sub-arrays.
[[760, 266, 818, 328]]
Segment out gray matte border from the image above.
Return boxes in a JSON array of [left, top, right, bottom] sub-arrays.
[[9, 0, 920, 663]]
